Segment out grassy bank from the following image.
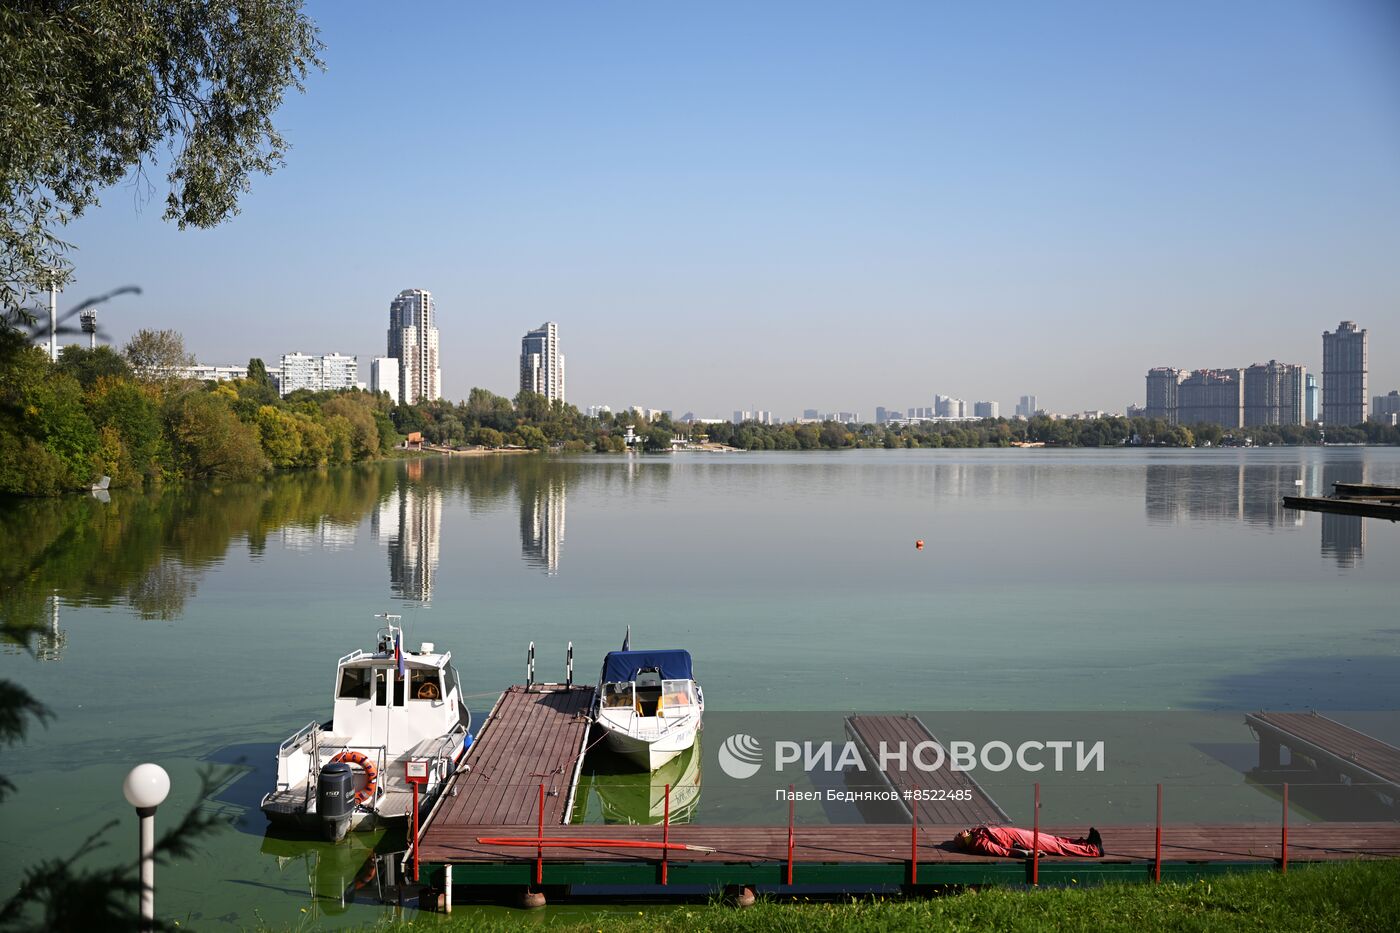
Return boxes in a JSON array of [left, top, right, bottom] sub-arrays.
[[400, 861, 1399, 932]]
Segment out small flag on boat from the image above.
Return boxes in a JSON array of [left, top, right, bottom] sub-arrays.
[[394, 631, 405, 680], [621, 625, 630, 652]]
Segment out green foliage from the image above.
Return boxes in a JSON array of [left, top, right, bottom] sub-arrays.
[[162, 390, 266, 481], [55, 345, 132, 389], [0, 343, 97, 492], [255, 404, 303, 467], [0, 0, 323, 317], [122, 328, 193, 379], [470, 426, 505, 448]]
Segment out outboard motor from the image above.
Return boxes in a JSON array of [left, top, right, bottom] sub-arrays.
[[317, 761, 354, 842]]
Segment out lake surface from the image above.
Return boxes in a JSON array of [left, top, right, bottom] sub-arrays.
[[3, 448, 1398, 926]]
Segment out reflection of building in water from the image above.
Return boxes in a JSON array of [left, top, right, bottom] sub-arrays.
[[1319, 459, 1366, 567], [279, 520, 358, 551], [1321, 514, 1365, 567], [1145, 462, 1305, 528], [374, 483, 442, 601], [37, 593, 66, 662], [521, 478, 566, 574]]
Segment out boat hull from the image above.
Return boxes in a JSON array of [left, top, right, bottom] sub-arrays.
[[599, 719, 700, 771]]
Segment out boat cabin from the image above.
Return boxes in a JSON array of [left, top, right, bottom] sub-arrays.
[[332, 640, 464, 757], [598, 649, 697, 718]]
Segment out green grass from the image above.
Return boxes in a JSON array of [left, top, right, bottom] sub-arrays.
[[400, 861, 1400, 932]]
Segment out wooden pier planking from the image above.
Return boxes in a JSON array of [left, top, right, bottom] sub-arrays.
[[845, 714, 1009, 825], [426, 684, 594, 833], [418, 821, 1400, 866], [1247, 711, 1400, 792]]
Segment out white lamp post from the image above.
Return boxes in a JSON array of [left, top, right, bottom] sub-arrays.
[[123, 764, 170, 932]]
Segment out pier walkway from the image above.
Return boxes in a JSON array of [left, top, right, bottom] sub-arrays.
[[1247, 711, 1400, 801], [421, 683, 594, 832], [845, 714, 1008, 825]]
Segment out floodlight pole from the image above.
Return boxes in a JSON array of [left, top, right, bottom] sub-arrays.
[[48, 282, 57, 361]]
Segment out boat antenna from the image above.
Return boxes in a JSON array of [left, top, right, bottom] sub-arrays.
[[375, 612, 402, 651]]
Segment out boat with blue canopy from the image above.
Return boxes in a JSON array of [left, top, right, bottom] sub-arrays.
[[593, 632, 704, 770]]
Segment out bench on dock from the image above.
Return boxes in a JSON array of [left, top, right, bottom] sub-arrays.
[[845, 714, 1008, 825], [1246, 711, 1400, 806]]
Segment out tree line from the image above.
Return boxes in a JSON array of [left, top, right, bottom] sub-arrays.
[[0, 328, 398, 497]]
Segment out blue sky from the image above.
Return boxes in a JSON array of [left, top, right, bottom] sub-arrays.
[[60, 0, 1400, 415]]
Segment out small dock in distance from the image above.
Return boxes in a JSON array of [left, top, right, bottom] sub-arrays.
[[1283, 481, 1400, 521], [1247, 711, 1400, 808]]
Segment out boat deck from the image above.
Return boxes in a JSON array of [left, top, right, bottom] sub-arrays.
[[845, 714, 1009, 825]]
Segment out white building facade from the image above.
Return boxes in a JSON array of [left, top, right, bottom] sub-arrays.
[[520, 321, 565, 404], [388, 288, 442, 404], [279, 352, 359, 396], [371, 356, 400, 405]]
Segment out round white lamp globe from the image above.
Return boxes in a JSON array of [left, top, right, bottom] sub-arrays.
[[123, 763, 171, 809]]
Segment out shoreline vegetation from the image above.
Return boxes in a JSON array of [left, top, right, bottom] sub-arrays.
[[4, 329, 1398, 499], [397, 861, 1399, 933]]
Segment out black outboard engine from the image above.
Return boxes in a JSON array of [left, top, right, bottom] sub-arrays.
[[317, 761, 355, 842]]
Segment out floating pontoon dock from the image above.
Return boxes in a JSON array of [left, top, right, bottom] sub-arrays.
[[1248, 711, 1400, 806], [406, 685, 1400, 908], [845, 714, 1008, 824], [1283, 481, 1400, 521]]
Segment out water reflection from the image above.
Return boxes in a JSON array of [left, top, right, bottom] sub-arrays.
[[0, 465, 395, 643], [1144, 457, 1373, 567], [374, 461, 442, 602], [520, 472, 566, 575]]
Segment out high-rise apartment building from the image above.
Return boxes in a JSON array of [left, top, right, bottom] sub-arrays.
[[519, 322, 565, 404], [320, 353, 358, 392], [1322, 320, 1367, 426], [279, 352, 357, 396], [974, 401, 999, 419], [1372, 390, 1400, 426], [935, 395, 966, 418], [1242, 361, 1306, 426], [387, 288, 441, 404], [1015, 395, 1038, 418], [1144, 368, 1184, 424], [371, 357, 400, 406], [1305, 373, 1320, 423], [1177, 369, 1243, 428]]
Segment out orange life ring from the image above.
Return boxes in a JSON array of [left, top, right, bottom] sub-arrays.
[[330, 751, 378, 804]]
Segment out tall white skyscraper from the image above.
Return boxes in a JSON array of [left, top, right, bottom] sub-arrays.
[[388, 288, 441, 404], [519, 321, 565, 404], [370, 357, 400, 405]]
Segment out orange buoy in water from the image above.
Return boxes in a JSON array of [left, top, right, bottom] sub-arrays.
[[915, 539, 925, 550]]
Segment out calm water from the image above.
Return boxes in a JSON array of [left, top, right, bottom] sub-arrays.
[[2, 449, 1398, 926]]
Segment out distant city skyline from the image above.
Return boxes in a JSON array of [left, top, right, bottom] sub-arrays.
[[43, 2, 1400, 412]]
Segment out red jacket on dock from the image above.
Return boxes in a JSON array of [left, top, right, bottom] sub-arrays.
[[956, 825, 1102, 858]]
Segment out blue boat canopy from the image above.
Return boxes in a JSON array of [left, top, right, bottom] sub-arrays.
[[601, 649, 693, 683]]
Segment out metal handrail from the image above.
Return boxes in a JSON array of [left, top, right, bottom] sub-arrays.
[[279, 720, 321, 755]]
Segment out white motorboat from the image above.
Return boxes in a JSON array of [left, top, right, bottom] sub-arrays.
[[593, 635, 703, 771], [261, 615, 472, 841]]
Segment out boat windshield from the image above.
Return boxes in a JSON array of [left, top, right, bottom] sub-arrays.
[[601, 682, 634, 709], [660, 680, 695, 709], [338, 666, 372, 700]]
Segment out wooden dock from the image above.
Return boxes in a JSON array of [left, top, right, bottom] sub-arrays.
[[1283, 481, 1400, 521], [1247, 711, 1400, 803], [411, 690, 1400, 905], [420, 683, 594, 832], [845, 714, 1008, 825]]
